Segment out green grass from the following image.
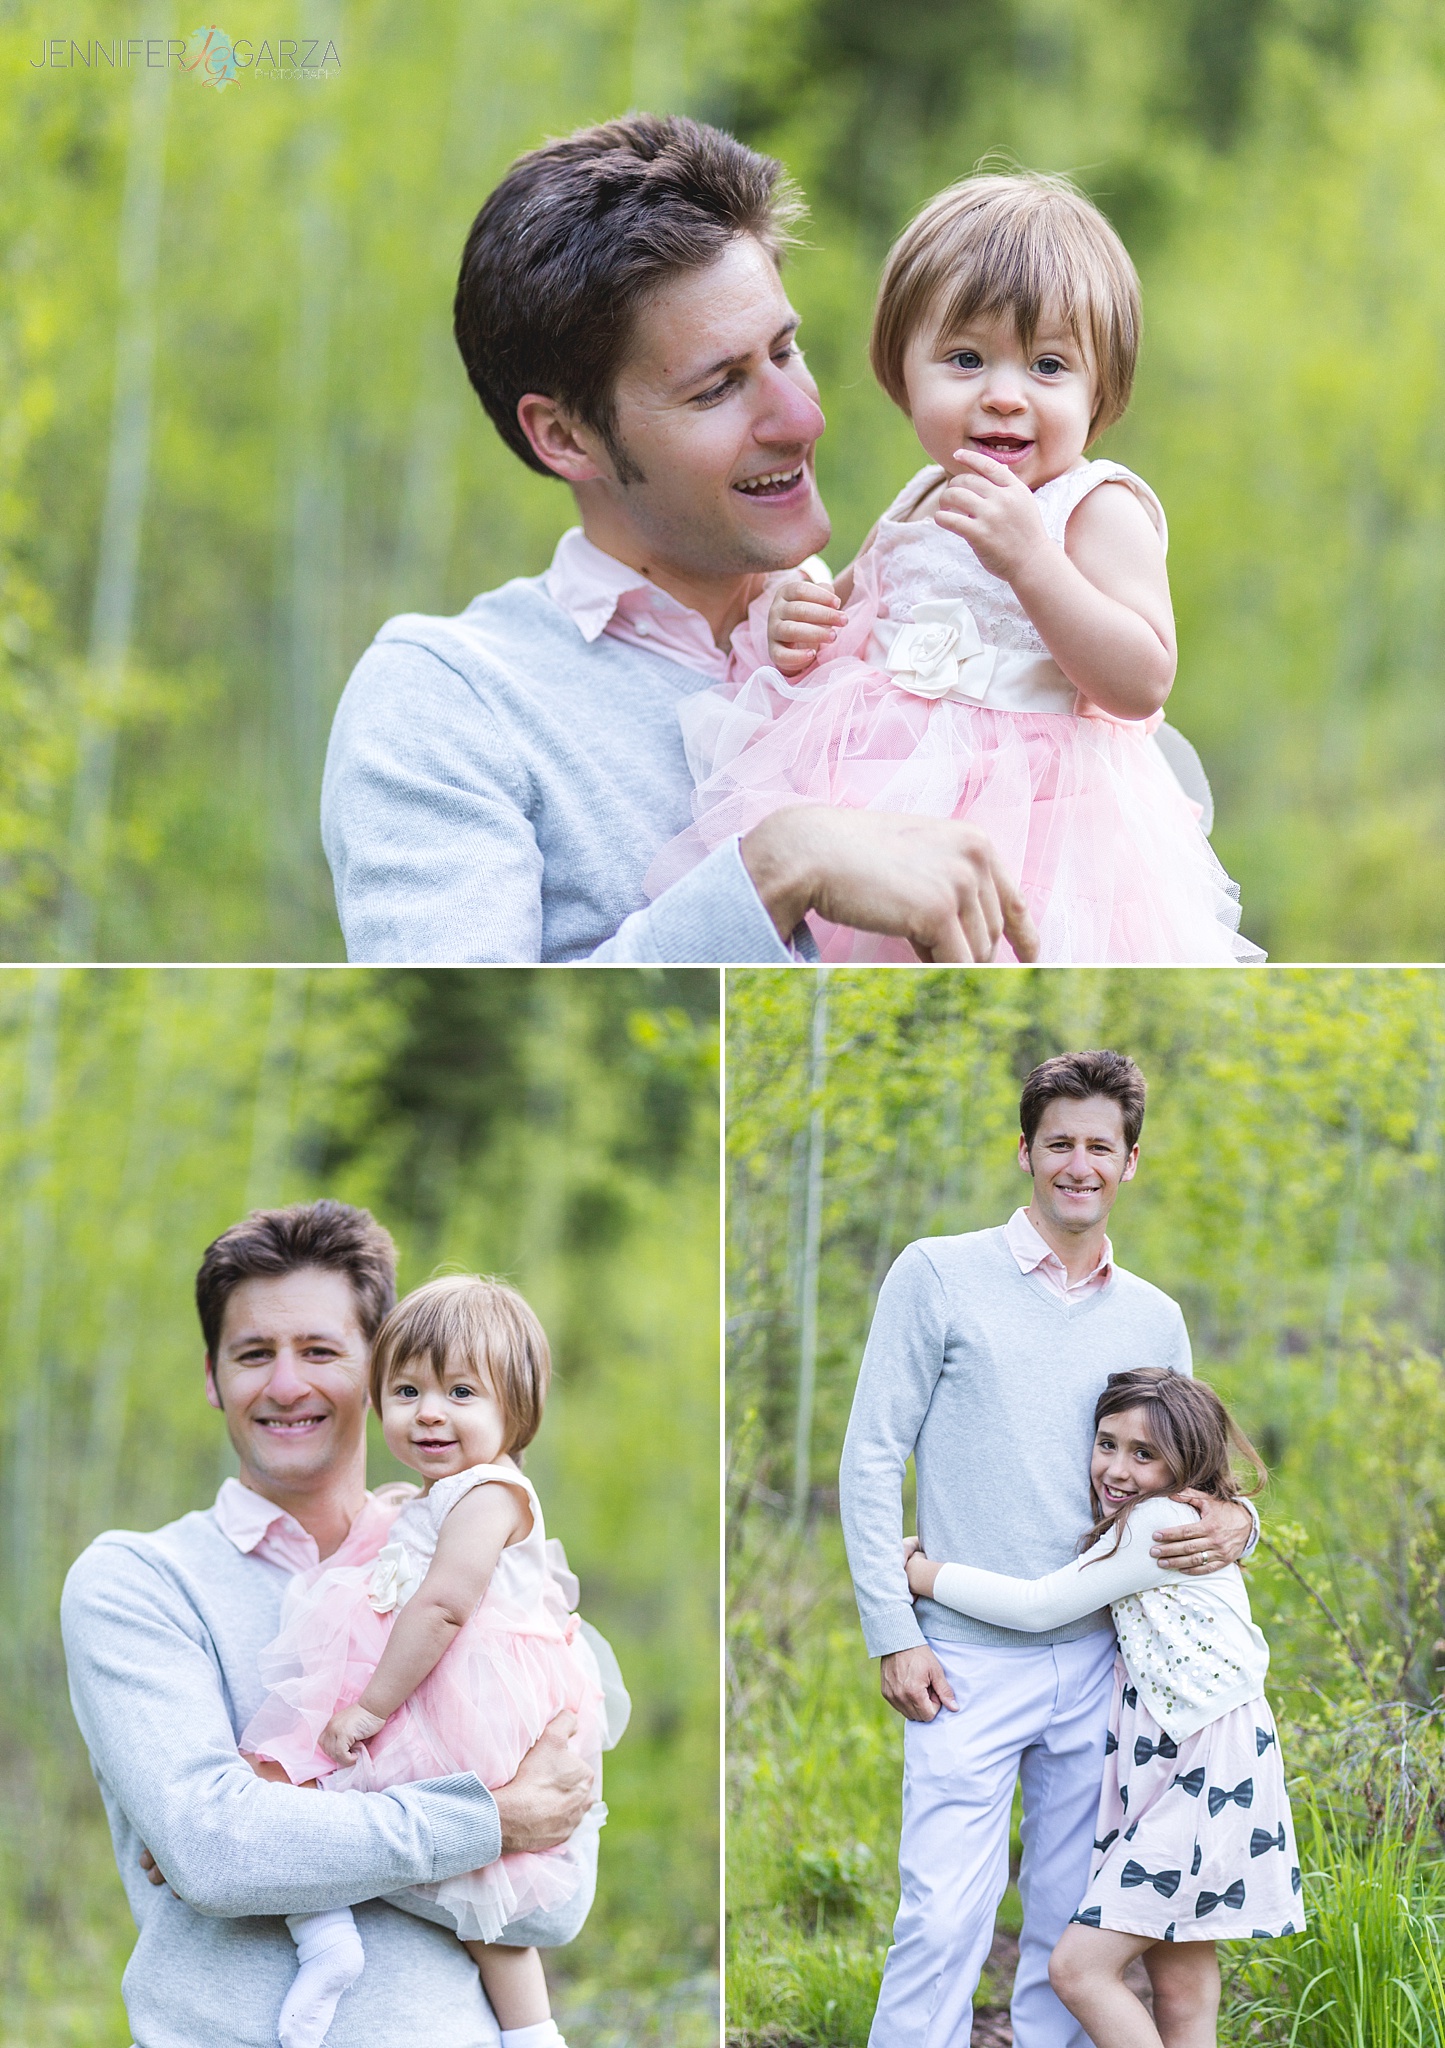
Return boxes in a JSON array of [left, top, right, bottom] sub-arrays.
[[729, 1513, 1445, 2048]]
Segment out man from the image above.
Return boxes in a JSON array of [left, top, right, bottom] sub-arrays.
[[838, 1051, 1258, 2048], [321, 113, 1037, 966], [61, 1201, 594, 2048]]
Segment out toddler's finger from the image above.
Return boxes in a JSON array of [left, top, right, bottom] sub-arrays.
[[781, 600, 844, 629], [951, 446, 1014, 479]]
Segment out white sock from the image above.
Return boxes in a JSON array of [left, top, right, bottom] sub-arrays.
[[499, 2024, 566, 2048], [278, 1908, 366, 2048]]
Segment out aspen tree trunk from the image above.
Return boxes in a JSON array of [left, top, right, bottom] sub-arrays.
[[792, 972, 828, 1531], [60, 25, 172, 956]]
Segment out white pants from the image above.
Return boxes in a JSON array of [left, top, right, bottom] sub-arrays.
[[869, 1630, 1116, 2048]]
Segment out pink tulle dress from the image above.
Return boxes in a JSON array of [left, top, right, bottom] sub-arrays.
[[240, 1465, 608, 1943], [645, 459, 1262, 964]]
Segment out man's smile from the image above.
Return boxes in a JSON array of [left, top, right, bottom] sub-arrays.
[[732, 463, 807, 500], [255, 1412, 329, 1434]]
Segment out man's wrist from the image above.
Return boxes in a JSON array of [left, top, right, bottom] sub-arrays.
[[740, 809, 816, 941]]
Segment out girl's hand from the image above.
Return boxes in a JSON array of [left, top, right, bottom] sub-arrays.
[[905, 1546, 940, 1599], [935, 449, 1051, 585], [320, 1702, 387, 1766], [767, 572, 842, 676]]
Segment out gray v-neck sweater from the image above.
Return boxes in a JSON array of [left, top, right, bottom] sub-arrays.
[[839, 1226, 1192, 1657], [60, 1505, 591, 2048]]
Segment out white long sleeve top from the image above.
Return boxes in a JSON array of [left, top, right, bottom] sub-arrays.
[[930, 1493, 1269, 1740]]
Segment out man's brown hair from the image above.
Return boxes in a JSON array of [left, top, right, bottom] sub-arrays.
[[196, 1201, 398, 1361], [1019, 1049, 1147, 1154], [869, 171, 1142, 439], [454, 113, 804, 480], [370, 1275, 552, 1460]]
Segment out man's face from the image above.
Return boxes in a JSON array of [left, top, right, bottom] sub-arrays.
[[1019, 1094, 1138, 1235], [205, 1267, 371, 1496], [596, 234, 830, 577]]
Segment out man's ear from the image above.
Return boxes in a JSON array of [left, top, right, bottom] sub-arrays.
[[516, 394, 609, 485], [1016, 1133, 1033, 1176], [1120, 1143, 1140, 1184], [204, 1355, 223, 1412]]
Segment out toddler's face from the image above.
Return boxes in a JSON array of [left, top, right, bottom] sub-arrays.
[[902, 303, 1096, 491], [379, 1354, 509, 1484]]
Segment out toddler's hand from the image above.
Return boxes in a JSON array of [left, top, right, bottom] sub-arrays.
[[767, 572, 842, 676], [935, 449, 1051, 585], [320, 1702, 387, 1766], [905, 1546, 939, 1599]]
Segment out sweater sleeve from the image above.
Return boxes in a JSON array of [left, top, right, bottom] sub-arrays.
[[839, 1245, 951, 1659], [61, 1537, 503, 1920], [321, 639, 793, 965], [930, 1496, 1198, 1632]]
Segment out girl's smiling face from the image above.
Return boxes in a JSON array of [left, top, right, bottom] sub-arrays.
[[379, 1353, 509, 1487], [901, 302, 1097, 492], [1091, 1405, 1173, 1513]]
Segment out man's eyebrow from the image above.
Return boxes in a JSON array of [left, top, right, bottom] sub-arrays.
[[673, 317, 800, 392]]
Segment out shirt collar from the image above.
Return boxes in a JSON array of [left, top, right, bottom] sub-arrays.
[[1004, 1206, 1113, 1286], [543, 525, 704, 644], [212, 1476, 408, 1575]]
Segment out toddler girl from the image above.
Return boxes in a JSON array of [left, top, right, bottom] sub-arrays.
[[241, 1276, 615, 2048], [647, 171, 1262, 963], [907, 1367, 1300, 2047]]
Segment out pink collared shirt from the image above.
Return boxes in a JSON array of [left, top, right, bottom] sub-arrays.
[[543, 526, 736, 681], [212, 1475, 412, 1576], [1004, 1205, 1114, 1304]]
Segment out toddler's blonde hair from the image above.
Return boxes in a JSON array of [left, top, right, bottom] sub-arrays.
[[869, 170, 1142, 439], [370, 1274, 551, 1459]]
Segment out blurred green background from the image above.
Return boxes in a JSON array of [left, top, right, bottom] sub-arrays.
[[727, 967, 1445, 2043], [0, 964, 719, 2048], [2, 0, 1443, 960]]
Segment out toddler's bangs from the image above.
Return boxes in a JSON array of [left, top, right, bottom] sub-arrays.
[[870, 173, 1142, 438]]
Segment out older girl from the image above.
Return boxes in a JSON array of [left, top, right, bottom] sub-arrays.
[[907, 1368, 1300, 2048], [647, 172, 1261, 963]]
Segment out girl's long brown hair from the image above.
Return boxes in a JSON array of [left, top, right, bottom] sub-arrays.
[[1081, 1367, 1266, 1560]]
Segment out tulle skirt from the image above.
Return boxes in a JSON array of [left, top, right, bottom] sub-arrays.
[[646, 659, 1262, 965], [239, 1562, 606, 1942]]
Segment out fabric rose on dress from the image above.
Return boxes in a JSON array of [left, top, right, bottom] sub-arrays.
[[367, 1540, 423, 1614], [885, 599, 999, 703]]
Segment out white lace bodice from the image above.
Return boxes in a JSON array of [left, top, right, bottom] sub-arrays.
[[860, 458, 1169, 658], [366, 1462, 558, 1618]]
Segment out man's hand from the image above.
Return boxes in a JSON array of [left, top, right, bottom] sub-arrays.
[[1151, 1493, 1254, 1575], [320, 1701, 388, 1766], [880, 1645, 958, 1723], [767, 572, 842, 676], [741, 806, 1039, 962], [139, 1846, 170, 1891], [492, 1709, 593, 1854]]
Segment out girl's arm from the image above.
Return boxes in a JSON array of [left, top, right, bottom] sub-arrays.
[[935, 454, 1176, 721], [321, 1479, 530, 1764], [908, 1496, 1197, 1633]]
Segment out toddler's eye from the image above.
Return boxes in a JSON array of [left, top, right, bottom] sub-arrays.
[[395, 1383, 418, 1400], [947, 349, 983, 370], [449, 1384, 474, 1399], [1033, 355, 1066, 376]]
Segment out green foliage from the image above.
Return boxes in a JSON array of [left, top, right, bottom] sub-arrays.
[[2, 0, 1444, 954], [0, 965, 719, 2044], [727, 966, 1445, 2043]]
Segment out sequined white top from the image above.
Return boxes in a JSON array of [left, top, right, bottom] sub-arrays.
[[930, 1492, 1269, 1739]]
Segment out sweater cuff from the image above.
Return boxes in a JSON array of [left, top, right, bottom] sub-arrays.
[[409, 1773, 502, 1881], [862, 1600, 927, 1660], [595, 838, 794, 963]]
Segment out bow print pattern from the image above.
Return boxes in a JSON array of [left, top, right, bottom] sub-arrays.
[[1207, 1777, 1255, 1817], [1172, 1768, 1205, 1798], [1136, 1732, 1180, 1765], [1121, 1861, 1182, 1898], [1094, 1830, 1119, 1855], [1072, 1905, 1103, 1928], [1196, 1880, 1247, 1916], [1104, 1729, 1119, 1755], [1251, 1825, 1287, 1858], [1256, 1727, 1277, 1756]]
